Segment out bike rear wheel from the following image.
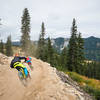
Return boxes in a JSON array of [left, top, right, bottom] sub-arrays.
[[18, 68, 26, 79], [18, 70, 27, 86]]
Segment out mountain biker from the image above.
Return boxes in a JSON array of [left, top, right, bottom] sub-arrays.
[[10, 53, 29, 78], [25, 57, 33, 69]]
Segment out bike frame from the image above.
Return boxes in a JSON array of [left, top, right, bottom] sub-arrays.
[[19, 68, 26, 79]]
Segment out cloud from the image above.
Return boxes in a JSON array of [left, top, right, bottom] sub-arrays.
[[0, 0, 100, 41]]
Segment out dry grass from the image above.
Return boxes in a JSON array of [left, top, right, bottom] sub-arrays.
[[67, 72, 100, 89], [67, 72, 100, 99]]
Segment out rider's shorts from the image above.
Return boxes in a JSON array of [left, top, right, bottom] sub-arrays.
[[14, 62, 28, 76], [14, 62, 26, 68]]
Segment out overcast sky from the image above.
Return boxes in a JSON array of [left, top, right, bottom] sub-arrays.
[[0, 0, 100, 42]]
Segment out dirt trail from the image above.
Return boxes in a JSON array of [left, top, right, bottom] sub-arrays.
[[0, 54, 92, 100]]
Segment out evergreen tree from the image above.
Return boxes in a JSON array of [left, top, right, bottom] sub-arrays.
[[6, 35, 13, 56], [21, 8, 31, 53], [37, 22, 47, 61], [77, 32, 85, 74], [0, 40, 4, 54], [84, 61, 100, 80], [52, 49, 61, 67], [60, 47, 68, 69], [0, 19, 4, 54], [47, 37, 54, 66], [67, 18, 78, 71]]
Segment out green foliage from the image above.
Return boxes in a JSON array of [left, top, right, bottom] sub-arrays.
[[84, 79, 92, 84], [35, 18, 100, 100], [6, 35, 13, 56], [67, 18, 78, 71], [0, 40, 4, 54], [53, 53, 61, 67], [60, 47, 68, 68], [47, 36, 100, 61], [21, 8, 31, 54], [56, 66, 67, 72], [67, 72, 100, 100], [84, 36, 100, 61], [68, 72, 84, 82], [54, 37, 65, 52], [37, 22, 47, 61], [83, 85, 100, 100], [76, 32, 85, 74], [47, 37, 54, 66], [67, 19, 85, 74], [55, 63, 100, 100], [84, 62, 100, 80]]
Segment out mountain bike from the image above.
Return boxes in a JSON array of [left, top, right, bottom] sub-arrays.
[[18, 67, 31, 86]]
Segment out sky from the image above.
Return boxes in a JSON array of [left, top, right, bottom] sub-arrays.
[[0, 0, 100, 42]]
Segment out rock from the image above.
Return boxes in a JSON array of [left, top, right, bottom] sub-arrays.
[[56, 70, 93, 100]]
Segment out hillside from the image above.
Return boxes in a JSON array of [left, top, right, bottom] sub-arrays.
[[84, 36, 100, 61], [50, 36, 100, 61], [12, 36, 100, 61], [0, 53, 92, 100]]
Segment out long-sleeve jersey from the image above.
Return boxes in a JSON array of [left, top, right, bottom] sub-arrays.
[[10, 56, 26, 68]]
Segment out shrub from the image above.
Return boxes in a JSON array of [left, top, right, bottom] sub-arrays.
[[83, 85, 100, 100]]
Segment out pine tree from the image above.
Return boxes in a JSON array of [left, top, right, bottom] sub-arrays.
[[0, 40, 4, 54], [60, 47, 68, 69], [47, 37, 54, 66], [37, 22, 47, 61], [6, 35, 13, 56], [77, 32, 85, 74], [67, 18, 78, 71], [21, 8, 31, 53]]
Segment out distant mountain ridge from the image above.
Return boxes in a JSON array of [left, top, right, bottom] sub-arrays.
[[12, 36, 100, 61], [51, 36, 100, 61], [12, 41, 21, 46], [84, 36, 100, 61]]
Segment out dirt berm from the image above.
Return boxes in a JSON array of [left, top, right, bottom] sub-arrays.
[[0, 53, 92, 100]]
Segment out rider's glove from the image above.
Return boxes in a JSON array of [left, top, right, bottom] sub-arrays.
[[25, 57, 27, 62]]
